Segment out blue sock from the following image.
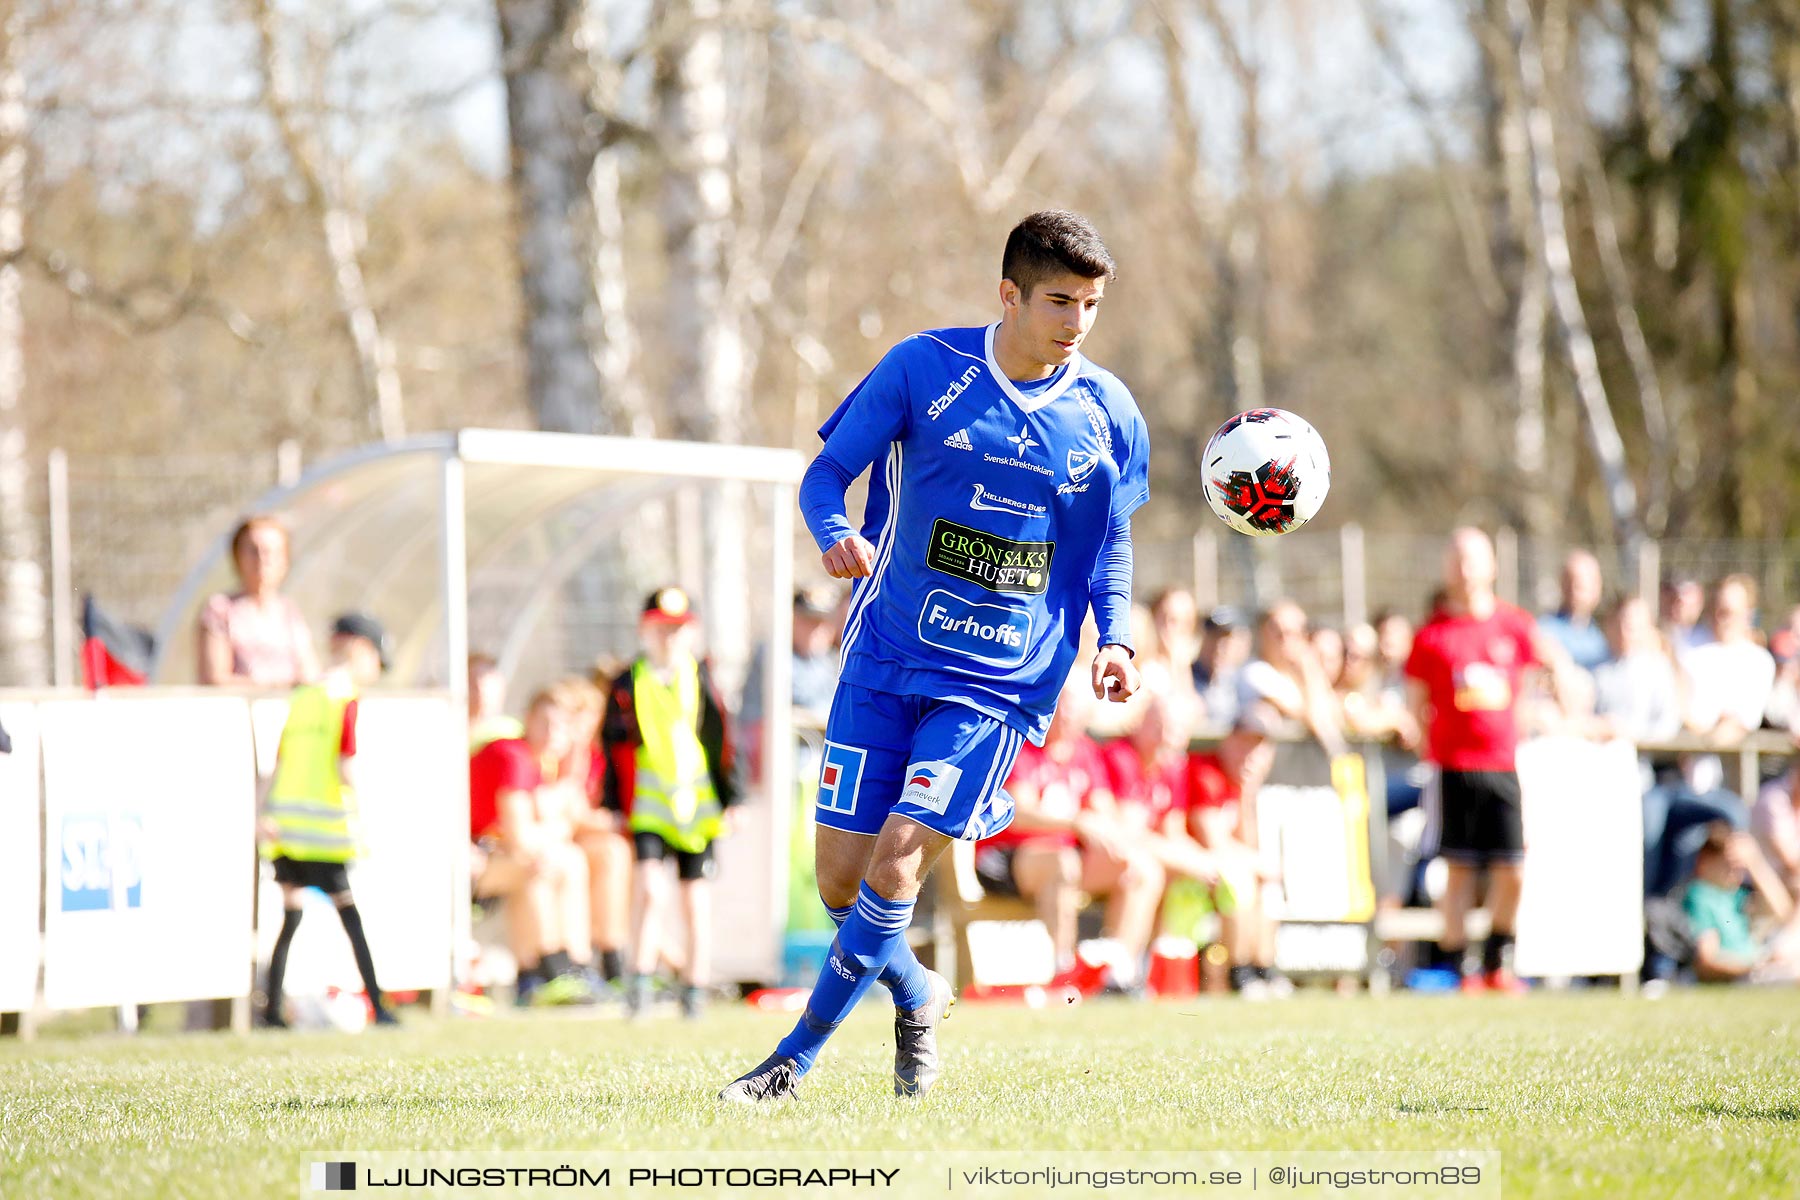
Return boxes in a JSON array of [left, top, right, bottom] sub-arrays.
[[779, 884, 918, 1073], [824, 900, 930, 1012]]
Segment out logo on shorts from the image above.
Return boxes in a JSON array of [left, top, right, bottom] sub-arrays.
[[918, 589, 1032, 667], [926, 518, 1054, 595], [817, 741, 867, 816], [900, 759, 963, 816]]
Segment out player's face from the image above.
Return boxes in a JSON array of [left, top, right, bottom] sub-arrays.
[[1002, 271, 1106, 369]]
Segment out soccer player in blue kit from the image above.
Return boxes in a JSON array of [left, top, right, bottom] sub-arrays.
[[720, 211, 1149, 1103]]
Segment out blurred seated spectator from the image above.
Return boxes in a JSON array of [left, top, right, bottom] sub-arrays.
[[1191, 606, 1250, 728], [1772, 604, 1800, 665], [469, 689, 596, 1003], [1585, 596, 1684, 789], [976, 683, 1163, 979], [1538, 549, 1610, 674], [1766, 615, 1800, 733], [740, 585, 842, 778], [1338, 622, 1418, 745], [1680, 574, 1776, 793], [554, 676, 630, 989], [1684, 824, 1800, 985], [1238, 600, 1344, 754], [1151, 588, 1203, 693], [1373, 610, 1414, 692], [1311, 626, 1345, 692], [198, 515, 318, 686], [1186, 706, 1285, 996], [1102, 692, 1221, 989], [468, 653, 522, 753], [1661, 575, 1710, 653], [1752, 748, 1800, 899]]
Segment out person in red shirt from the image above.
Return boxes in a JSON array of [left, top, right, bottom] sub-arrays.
[[1187, 706, 1284, 995], [976, 684, 1164, 977], [1403, 527, 1574, 992], [548, 675, 632, 991], [1100, 692, 1222, 987], [468, 689, 595, 1002]]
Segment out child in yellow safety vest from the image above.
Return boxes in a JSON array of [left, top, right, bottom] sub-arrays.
[[258, 611, 396, 1028], [601, 588, 741, 1019]]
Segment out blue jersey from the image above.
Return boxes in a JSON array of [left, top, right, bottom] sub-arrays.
[[803, 323, 1149, 745]]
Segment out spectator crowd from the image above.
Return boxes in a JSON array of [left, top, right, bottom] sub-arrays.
[[194, 513, 1800, 1008]]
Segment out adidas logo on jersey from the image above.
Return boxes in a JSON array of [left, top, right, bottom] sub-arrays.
[[943, 429, 973, 451]]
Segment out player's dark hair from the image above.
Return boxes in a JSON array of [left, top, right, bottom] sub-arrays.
[[1002, 210, 1115, 298]]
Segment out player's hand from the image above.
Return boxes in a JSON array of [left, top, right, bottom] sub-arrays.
[[822, 535, 876, 579], [1092, 643, 1139, 703]]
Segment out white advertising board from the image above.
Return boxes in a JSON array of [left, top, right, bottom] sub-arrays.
[[0, 702, 41, 1011], [39, 697, 258, 1009], [1515, 737, 1645, 978]]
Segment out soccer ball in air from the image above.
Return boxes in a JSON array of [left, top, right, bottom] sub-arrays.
[[1201, 408, 1331, 537]]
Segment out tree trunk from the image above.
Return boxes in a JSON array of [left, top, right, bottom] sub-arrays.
[[1625, 0, 1678, 271], [497, 0, 603, 434], [247, 0, 404, 443], [581, 2, 652, 439], [1480, 0, 1552, 597], [658, 0, 750, 681], [0, 5, 45, 685], [1509, 0, 1642, 569]]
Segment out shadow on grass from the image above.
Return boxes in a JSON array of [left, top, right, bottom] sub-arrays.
[[1691, 1101, 1800, 1123]]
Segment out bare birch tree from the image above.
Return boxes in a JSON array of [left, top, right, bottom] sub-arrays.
[[1509, 0, 1642, 566], [247, 0, 405, 443], [0, 1, 45, 685]]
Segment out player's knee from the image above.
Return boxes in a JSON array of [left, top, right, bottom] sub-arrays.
[[1054, 847, 1082, 886]]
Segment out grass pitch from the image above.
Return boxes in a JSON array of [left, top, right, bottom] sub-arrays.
[[3, 989, 1797, 1198]]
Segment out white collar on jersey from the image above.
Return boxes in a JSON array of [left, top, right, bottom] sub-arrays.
[[985, 322, 1083, 414]]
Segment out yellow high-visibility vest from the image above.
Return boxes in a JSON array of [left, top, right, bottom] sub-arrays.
[[628, 657, 722, 854], [265, 678, 359, 863]]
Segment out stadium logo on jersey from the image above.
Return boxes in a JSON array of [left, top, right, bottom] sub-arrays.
[[900, 758, 963, 816], [1006, 427, 1040, 457], [928, 365, 982, 420], [817, 741, 867, 816], [943, 428, 974, 451], [1066, 446, 1103, 484], [968, 483, 1047, 519], [918, 589, 1034, 668], [926, 518, 1054, 595]]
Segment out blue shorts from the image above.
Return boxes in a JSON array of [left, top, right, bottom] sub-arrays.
[[814, 683, 1021, 841]]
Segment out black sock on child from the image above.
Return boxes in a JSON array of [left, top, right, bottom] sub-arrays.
[[266, 908, 304, 1020], [335, 902, 386, 1012], [1481, 932, 1514, 975]]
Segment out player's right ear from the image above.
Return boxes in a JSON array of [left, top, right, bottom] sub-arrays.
[[999, 277, 1020, 314]]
